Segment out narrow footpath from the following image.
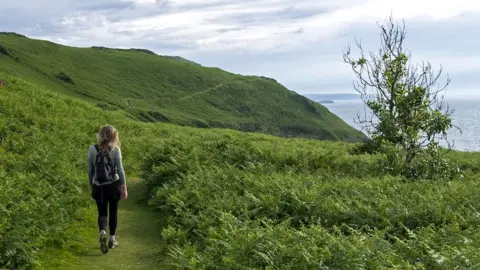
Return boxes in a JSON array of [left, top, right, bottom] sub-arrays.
[[77, 179, 166, 269]]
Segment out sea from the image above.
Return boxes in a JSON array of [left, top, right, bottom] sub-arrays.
[[309, 97, 480, 152]]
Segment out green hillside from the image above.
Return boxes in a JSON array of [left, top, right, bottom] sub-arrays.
[[2, 73, 480, 269], [0, 73, 167, 269], [0, 32, 364, 142]]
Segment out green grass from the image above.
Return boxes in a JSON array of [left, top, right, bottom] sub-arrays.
[[140, 135, 480, 269], [0, 73, 176, 269], [75, 179, 166, 270], [34, 179, 167, 270], [2, 69, 480, 269], [0, 32, 365, 142]]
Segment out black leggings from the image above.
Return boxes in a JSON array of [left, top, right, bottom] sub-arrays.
[[96, 198, 119, 235], [92, 182, 122, 235]]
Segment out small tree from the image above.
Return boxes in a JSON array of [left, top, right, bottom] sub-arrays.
[[343, 16, 459, 176]]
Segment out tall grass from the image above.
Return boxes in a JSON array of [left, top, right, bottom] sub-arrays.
[[0, 74, 145, 268], [141, 129, 480, 269], [2, 71, 480, 269]]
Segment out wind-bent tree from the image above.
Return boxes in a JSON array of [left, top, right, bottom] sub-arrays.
[[343, 16, 458, 167]]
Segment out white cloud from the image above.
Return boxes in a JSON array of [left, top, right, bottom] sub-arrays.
[[129, 0, 156, 5], [105, 0, 480, 54], [2, 0, 480, 95]]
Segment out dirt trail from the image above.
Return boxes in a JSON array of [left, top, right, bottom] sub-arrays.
[[178, 83, 224, 100]]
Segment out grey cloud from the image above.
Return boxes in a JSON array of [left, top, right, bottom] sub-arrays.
[[0, 2, 110, 35], [128, 32, 195, 51], [180, 16, 480, 96], [277, 6, 328, 20], [36, 14, 108, 35], [170, 0, 257, 11], [404, 18, 480, 55], [217, 27, 247, 34], [75, 1, 135, 12], [294, 28, 305, 34], [111, 30, 136, 36], [34, 22, 69, 35], [141, 41, 193, 51], [2, 10, 35, 31], [0, 0, 69, 33], [1, 0, 164, 34], [207, 5, 327, 26], [2, 1, 480, 97], [101, 9, 164, 23], [155, 0, 172, 8], [335, 15, 480, 57], [47, 32, 191, 53]]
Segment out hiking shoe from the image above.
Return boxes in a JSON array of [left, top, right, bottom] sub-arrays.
[[99, 232, 108, 254], [108, 239, 119, 249]]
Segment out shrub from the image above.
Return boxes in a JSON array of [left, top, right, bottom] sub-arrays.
[[57, 71, 75, 84], [0, 44, 10, 56]]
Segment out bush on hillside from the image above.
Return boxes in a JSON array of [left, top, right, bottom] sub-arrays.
[[90, 46, 156, 55], [57, 71, 75, 84], [0, 44, 10, 56], [129, 48, 156, 55], [0, 32, 27, 38], [371, 142, 461, 180]]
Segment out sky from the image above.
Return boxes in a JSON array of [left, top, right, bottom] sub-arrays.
[[2, 0, 480, 97]]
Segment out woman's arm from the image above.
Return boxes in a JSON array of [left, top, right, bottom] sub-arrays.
[[115, 146, 128, 199], [87, 145, 95, 185]]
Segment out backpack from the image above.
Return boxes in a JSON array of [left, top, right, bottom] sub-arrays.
[[94, 145, 116, 184]]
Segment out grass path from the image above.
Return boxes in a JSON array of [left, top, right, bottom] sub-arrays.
[[177, 78, 260, 101], [36, 179, 167, 269], [122, 83, 225, 108], [76, 179, 166, 269], [124, 78, 261, 107], [178, 83, 224, 100]]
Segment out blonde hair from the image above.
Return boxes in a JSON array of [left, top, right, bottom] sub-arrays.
[[97, 125, 120, 152]]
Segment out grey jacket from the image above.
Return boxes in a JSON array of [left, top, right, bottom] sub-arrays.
[[87, 144, 126, 186]]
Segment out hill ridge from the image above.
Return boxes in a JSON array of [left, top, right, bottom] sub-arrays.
[[0, 32, 365, 142]]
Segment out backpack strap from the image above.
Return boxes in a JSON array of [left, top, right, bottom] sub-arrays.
[[108, 148, 117, 171], [93, 144, 116, 181], [94, 144, 116, 171]]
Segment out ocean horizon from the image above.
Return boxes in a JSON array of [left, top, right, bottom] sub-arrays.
[[308, 96, 479, 152]]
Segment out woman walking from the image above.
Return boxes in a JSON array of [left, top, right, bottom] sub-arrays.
[[88, 124, 128, 254]]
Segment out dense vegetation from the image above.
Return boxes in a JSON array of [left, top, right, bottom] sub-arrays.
[[0, 73, 152, 268], [0, 33, 364, 142], [0, 74, 94, 268], [1, 66, 480, 269], [141, 133, 480, 269]]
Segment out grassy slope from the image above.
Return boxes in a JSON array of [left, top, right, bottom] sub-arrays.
[[0, 32, 364, 142], [0, 73, 166, 269], [3, 60, 480, 268]]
